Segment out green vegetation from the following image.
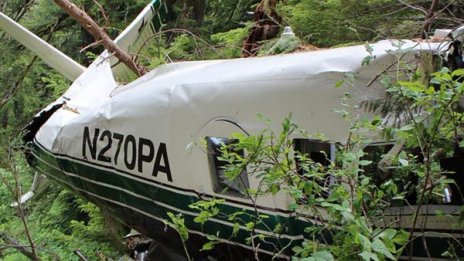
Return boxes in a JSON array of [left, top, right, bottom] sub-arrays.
[[0, 156, 125, 260], [0, 0, 463, 260]]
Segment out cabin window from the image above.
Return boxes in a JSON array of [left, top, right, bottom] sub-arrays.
[[293, 139, 337, 197], [206, 137, 249, 197]]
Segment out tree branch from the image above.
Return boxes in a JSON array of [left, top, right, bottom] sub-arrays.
[[0, 232, 42, 261], [421, 0, 440, 39], [52, 0, 147, 76]]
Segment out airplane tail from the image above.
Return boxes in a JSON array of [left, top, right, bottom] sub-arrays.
[[110, 0, 168, 82]]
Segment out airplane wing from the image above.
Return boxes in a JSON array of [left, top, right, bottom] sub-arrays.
[[0, 11, 86, 81]]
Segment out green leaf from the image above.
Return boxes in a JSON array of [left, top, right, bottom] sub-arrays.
[[400, 124, 414, 131], [232, 222, 240, 236], [380, 228, 397, 239], [359, 251, 379, 261], [425, 86, 435, 94], [301, 250, 334, 261], [292, 245, 304, 255], [393, 230, 409, 245], [201, 241, 216, 251], [383, 238, 396, 254], [312, 250, 334, 261], [371, 117, 381, 126], [245, 222, 254, 231], [357, 234, 372, 251], [442, 250, 453, 257], [399, 81, 425, 92], [359, 160, 372, 166], [335, 80, 345, 88], [289, 203, 298, 211], [451, 68, 464, 78], [372, 239, 395, 260], [398, 158, 408, 166], [459, 139, 464, 148], [321, 202, 349, 212], [361, 177, 371, 186], [270, 183, 280, 195], [439, 179, 456, 185]]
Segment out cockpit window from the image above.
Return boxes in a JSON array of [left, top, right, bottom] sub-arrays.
[[206, 137, 249, 197]]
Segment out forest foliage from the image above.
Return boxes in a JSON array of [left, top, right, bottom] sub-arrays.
[[0, 0, 463, 260]]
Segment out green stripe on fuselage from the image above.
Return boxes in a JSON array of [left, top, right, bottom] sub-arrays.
[[31, 142, 313, 253]]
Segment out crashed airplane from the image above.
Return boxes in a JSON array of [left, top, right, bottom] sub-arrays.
[[1, 0, 463, 260]]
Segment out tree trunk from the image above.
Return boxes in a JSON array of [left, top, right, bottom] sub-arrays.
[[242, 0, 282, 57], [53, 0, 147, 76], [188, 0, 206, 25]]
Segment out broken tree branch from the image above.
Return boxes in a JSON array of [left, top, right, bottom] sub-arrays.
[[52, 0, 147, 76]]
